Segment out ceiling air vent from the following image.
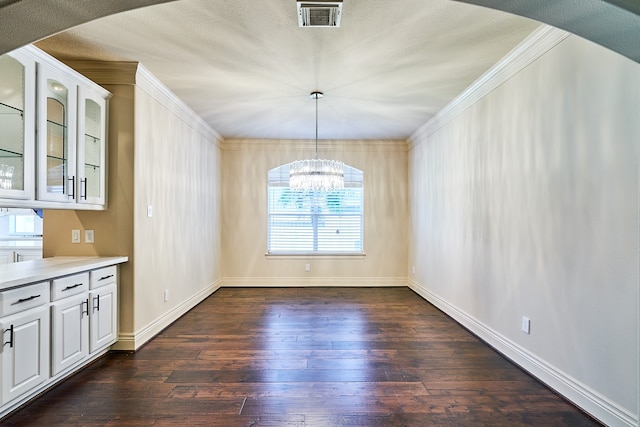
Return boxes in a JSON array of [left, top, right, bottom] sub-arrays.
[[297, 0, 342, 27]]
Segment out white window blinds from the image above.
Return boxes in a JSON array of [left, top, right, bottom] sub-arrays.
[[267, 163, 363, 254]]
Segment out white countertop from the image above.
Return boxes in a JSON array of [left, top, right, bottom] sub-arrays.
[[0, 256, 128, 290]]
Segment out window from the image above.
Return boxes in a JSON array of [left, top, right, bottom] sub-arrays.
[[267, 163, 363, 254], [1, 208, 43, 237]]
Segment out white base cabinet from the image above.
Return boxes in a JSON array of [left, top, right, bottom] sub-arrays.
[[0, 257, 126, 418], [89, 283, 116, 353], [51, 293, 89, 376], [50, 272, 89, 376], [0, 280, 50, 406], [0, 305, 49, 405]]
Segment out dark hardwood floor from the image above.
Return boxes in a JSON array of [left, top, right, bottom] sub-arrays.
[[4, 287, 601, 426]]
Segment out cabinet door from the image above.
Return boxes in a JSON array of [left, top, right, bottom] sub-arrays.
[[51, 293, 89, 375], [89, 283, 117, 353], [0, 50, 35, 201], [36, 62, 77, 203], [0, 305, 49, 405], [76, 87, 106, 206]]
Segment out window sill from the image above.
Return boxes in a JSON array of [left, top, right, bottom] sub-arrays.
[[265, 252, 366, 260]]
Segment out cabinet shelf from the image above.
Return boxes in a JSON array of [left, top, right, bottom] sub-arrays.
[[46, 119, 66, 129], [0, 148, 23, 158], [0, 103, 25, 162], [0, 102, 24, 116], [46, 154, 67, 162]]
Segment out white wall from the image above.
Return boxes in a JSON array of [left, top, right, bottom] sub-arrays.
[[408, 29, 639, 427], [132, 66, 222, 345]]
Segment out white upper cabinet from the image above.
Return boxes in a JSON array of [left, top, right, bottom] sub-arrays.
[[36, 61, 78, 203], [0, 50, 35, 201], [76, 87, 107, 206], [0, 45, 109, 210]]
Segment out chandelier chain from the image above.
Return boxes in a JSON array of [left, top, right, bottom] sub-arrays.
[[289, 91, 345, 192], [315, 93, 319, 159]]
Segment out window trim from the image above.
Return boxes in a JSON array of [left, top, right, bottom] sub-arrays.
[[265, 252, 366, 259]]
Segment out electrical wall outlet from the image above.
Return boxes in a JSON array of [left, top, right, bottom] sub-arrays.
[[305, 263, 310, 272], [164, 290, 169, 302], [85, 229, 95, 243], [147, 205, 153, 218], [71, 229, 81, 244], [522, 316, 531, 334]]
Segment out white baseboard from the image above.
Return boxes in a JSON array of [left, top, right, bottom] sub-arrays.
[[408, 279, 637, 427], [112, 280, 222, 351], [221, 276, 407, 287]]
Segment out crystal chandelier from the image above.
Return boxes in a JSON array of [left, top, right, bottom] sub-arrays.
[[289, 91, 344, 192]]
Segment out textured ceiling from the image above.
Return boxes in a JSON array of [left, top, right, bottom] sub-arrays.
[[34, 0, 544, 140], [0, 0, 178, 54]]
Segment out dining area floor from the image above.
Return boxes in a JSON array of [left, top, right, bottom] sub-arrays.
[[3, 287, 601, 426]]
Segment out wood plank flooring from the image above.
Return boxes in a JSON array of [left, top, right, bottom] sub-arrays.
[[3, 287, 601, 426]]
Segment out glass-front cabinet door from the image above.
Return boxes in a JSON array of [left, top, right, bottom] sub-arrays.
[[37, 62, 77, 203], [0, 50, 35, 200], [77, 87, 106, 205]]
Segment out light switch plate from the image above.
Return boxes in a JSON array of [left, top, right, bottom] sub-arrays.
[[71, 229, 81, 244]]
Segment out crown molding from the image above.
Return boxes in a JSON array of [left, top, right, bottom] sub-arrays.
[[59, 59, 139, 86], [222, 138, 408, 152], [134, 64, 223, 147], [408, 24, 570, 150], [49, 56, 223, 148]]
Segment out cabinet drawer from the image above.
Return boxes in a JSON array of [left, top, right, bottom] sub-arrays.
[[51, 273, 89, 301], [90, 266, 117, 289], [0, 282, 50, 317]]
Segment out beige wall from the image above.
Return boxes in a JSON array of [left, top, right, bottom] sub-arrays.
[[221, 139, 407, 286], [408, 32, 639, 426], [44, 81, 136, 334]]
